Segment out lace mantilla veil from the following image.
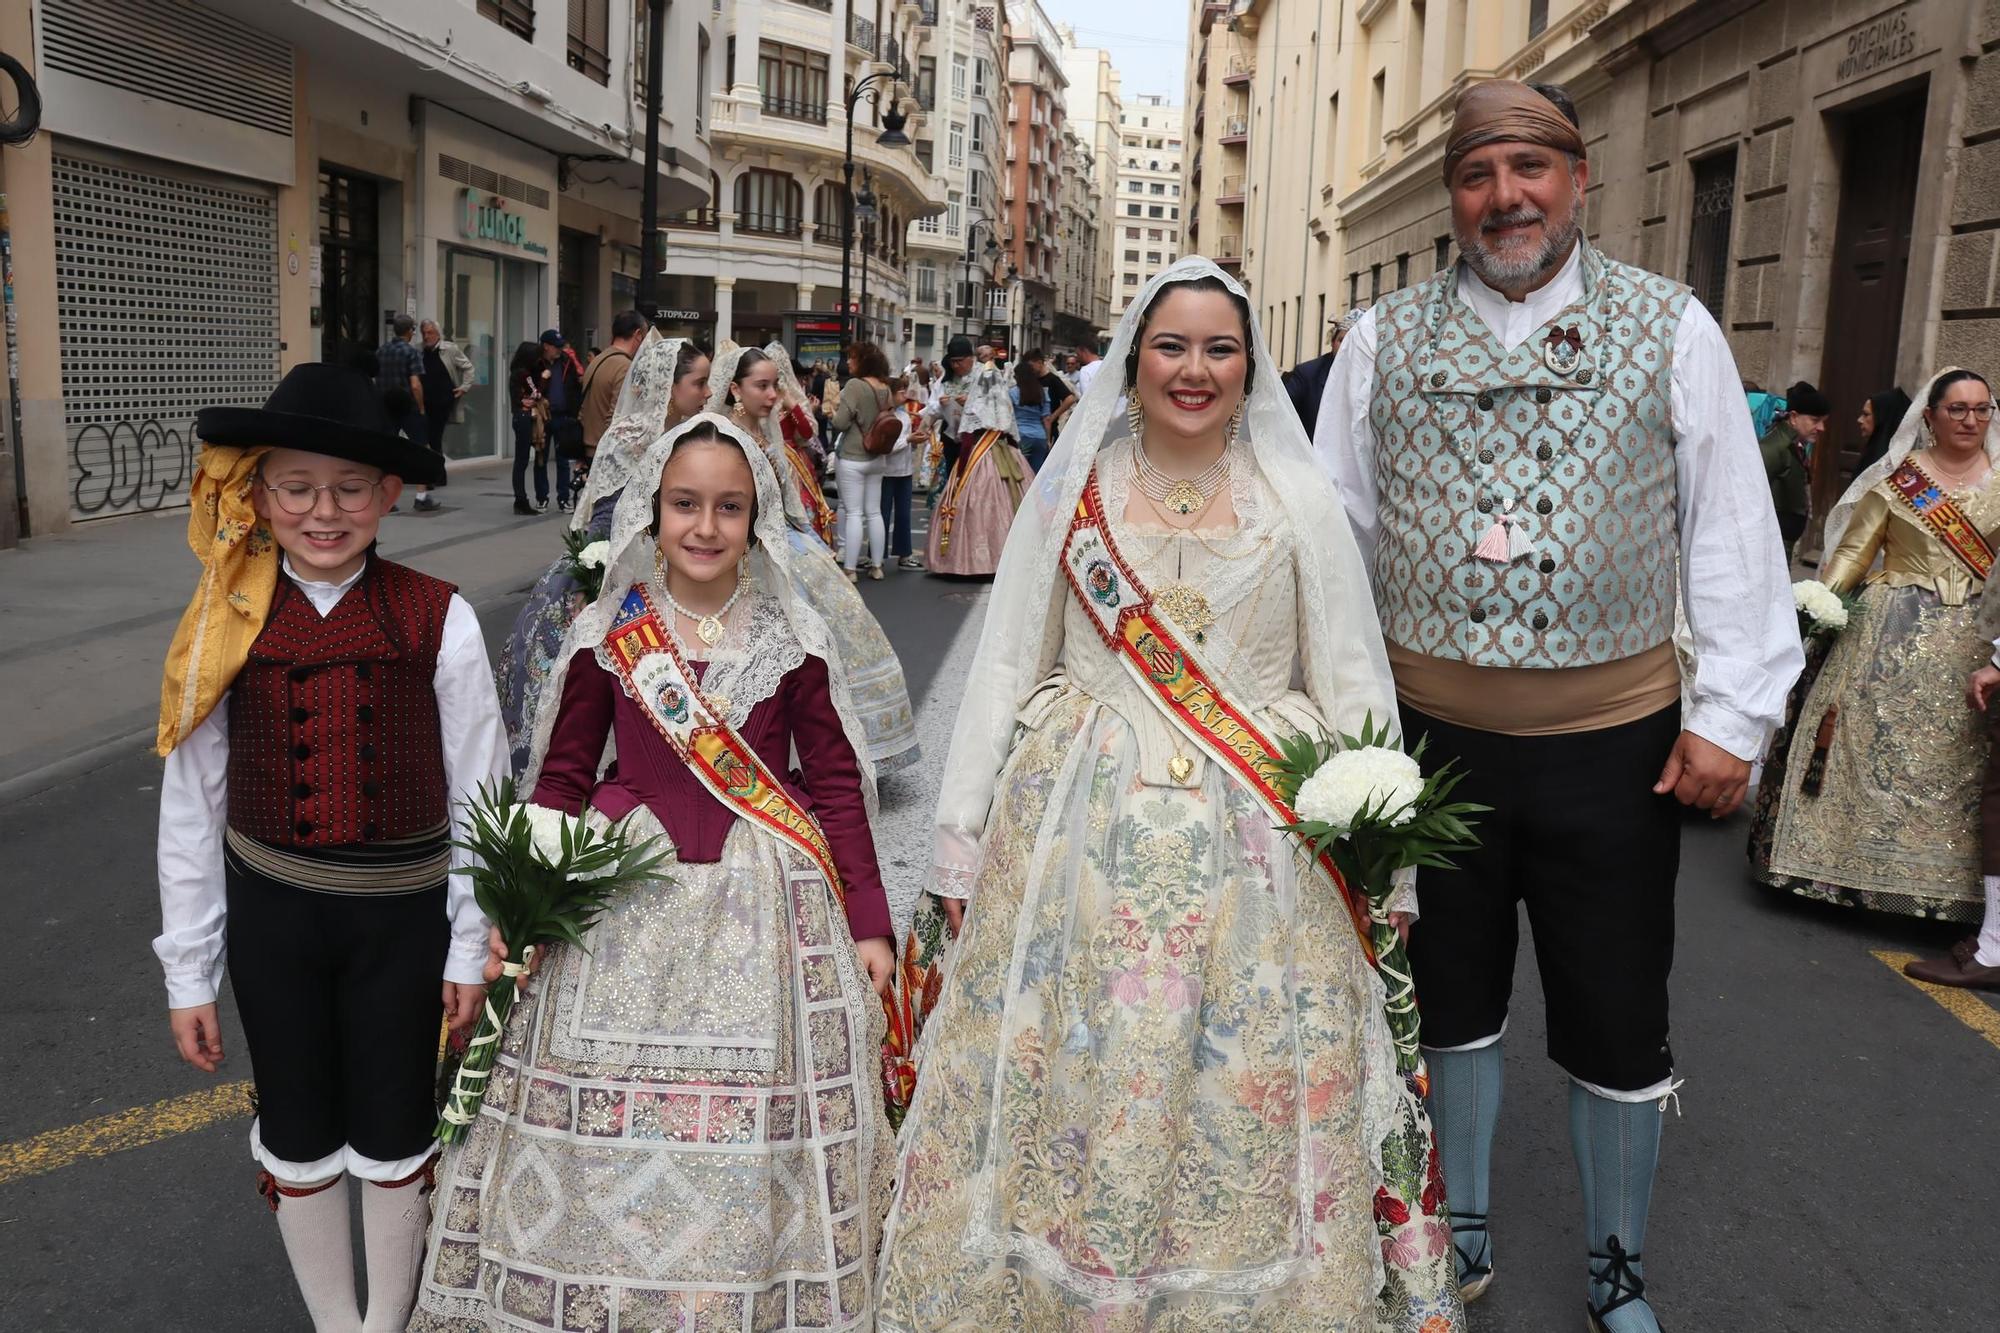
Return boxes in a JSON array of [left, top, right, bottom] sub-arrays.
[[930, 255, 1398, 890], [568, 329, 688, 530], [521, 411, 879, 819], [1821, 364, 2000, 555]]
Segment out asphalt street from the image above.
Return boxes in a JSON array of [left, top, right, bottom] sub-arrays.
[[2, 486, 1996, 1331]]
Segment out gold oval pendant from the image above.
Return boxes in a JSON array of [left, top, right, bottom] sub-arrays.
[[696, 615, 725, 647]]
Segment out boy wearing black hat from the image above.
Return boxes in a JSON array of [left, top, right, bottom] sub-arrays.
[[154, 364, 509, 1332]]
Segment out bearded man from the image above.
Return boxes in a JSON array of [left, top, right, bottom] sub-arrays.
[[1314, 81, 1800, 1331]]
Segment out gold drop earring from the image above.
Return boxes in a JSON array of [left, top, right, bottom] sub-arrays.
[[1128, 395, 1146, 440], [1227, 400, 1244, 446]]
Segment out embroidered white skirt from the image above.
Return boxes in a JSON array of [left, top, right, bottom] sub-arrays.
[[409, 810, 893, 1332]]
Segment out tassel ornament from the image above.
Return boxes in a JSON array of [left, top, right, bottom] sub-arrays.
[[1474, 500, 1529, 565]]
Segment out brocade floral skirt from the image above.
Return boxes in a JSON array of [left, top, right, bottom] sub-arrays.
[[409, 812, 894, 1331], [874, 690, 1462, 1332]]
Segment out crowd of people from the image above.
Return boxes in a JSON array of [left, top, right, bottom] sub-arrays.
[[149, 74, 1999, 1333]]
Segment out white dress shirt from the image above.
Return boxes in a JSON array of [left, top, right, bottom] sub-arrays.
[[154, 558, 509, 1008], [1313, 247, 1803, 760], [1074, 357, 1103, 397]]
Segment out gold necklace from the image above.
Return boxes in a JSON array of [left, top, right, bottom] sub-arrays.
[[1920, 448, 1989, 490], [654, 547, 745, 648], [1134, 442, 1230, 516]]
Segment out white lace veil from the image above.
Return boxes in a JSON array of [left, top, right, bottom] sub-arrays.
[[521, 411, 878, 817], [569, 330, 688, 530], [930, 256, 1398, 874], [1821, 365, 2000, 555], [703, 341, 753, 416], [764, 341, 813, 413]]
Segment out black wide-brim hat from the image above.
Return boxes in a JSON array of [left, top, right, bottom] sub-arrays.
[[196, 362, 447, 486]]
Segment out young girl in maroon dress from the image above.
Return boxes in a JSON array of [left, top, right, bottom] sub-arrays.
[[409, 413, 897, 1332]]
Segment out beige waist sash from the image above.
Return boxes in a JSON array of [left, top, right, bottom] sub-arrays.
[[1388, 640, 1681, 735]]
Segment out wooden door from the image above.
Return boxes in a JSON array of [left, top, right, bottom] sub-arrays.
[[1813, 87, 1926, 539]]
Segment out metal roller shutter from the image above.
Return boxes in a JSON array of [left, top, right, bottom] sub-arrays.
[[53, 151, 280, 521]]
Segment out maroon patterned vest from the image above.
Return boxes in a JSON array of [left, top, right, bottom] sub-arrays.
[[226, 559, 455, 847]]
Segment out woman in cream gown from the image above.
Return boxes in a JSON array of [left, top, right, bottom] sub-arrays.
[[707, 344, 921, 771], [1752, 368, 2000, 921], [874, 259, 1462, 1332]]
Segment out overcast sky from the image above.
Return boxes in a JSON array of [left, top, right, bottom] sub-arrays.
[[1042, 0, 1192, 104]]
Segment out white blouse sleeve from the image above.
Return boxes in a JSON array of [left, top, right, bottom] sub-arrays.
[[155, 698, 232, 1008], [1669, 301, 1806, 760], [1312, 310, 1383, 566], [435, 594, 510, 985]]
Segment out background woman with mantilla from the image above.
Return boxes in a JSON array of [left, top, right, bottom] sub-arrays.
[[1753, 369, 2000, 922], [874, 258, 1462, 1331], [709, 345, 921, 770]]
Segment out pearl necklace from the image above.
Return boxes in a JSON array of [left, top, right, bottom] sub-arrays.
[[654, 548, 746, 648], [1134, 442, 1231, 517]]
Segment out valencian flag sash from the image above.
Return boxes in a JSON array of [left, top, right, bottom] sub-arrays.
[[600, 584, 849, 904], [1888, 459, 1996, 582], [1061, 472, 1426, 1074], [778, 405, 838, 546], [600, 584, 927, 1105]]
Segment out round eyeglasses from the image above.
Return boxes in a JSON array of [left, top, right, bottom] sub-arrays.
[[1941, 402, 1999, 422], [265, 479, 380, 514]]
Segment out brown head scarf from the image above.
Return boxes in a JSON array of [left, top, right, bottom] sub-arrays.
[[1442, 80, 1586, 186]]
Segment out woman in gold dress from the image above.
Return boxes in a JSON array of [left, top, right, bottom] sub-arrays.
[[1752, 368, 2000, 921]]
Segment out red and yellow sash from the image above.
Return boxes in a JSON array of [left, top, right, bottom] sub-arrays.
[[599, 585, 846, 904], [936, 429, 1007, 555], [1061, 474, 1378, 967], [1889, 460, 1995, 581], [783, 441, 838, 547]]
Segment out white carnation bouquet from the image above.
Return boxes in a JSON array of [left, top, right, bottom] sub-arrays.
[[1273, 714, 1485, 883], [560, 528, 613, 603], [1271, 715, 1486, 1072], [1791, 579, 1856, 640], [436, 777, 670, 1143]]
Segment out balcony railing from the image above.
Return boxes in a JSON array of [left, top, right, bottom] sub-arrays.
[[763, 94, 829, 124], [1223, 56, 1254, 85], [919, 0, 939, 22], [664, 204, 720, 231], [739, 212, 804, 238], [1218, 174, 1245, 201], [1214, 234, 1242, 260], [792, 0, 834, 9], [849, 16, 877, 54]]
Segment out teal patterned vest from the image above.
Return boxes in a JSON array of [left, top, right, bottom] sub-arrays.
[[1368, 245, 1690, 668]]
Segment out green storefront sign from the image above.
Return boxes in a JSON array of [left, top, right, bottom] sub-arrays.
[[458, 188, 548, 256]]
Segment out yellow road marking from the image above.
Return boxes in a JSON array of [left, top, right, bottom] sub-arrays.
[[1874, 950, 2000, 1052], [0, 1081, 254, 1187], [0, 1019, 456, 1185]]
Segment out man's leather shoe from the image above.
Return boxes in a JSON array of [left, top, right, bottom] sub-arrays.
[[1903, 937, 2000, 991]]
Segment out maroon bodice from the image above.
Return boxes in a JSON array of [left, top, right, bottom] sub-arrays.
[[532, 647, 893, 942], [226, 559, 455, 847]]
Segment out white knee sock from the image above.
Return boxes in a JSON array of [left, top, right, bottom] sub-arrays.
[[359, 1164, 436, 1332], [266, 1173, 361, 1333], [1976, 875, 2000, 967]]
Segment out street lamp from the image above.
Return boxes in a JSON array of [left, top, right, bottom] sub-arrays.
[[636, 0, 668, 317], [841, 65, 909, 347], [856, 172, 877, 344], [960, 219, 999, 337]]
